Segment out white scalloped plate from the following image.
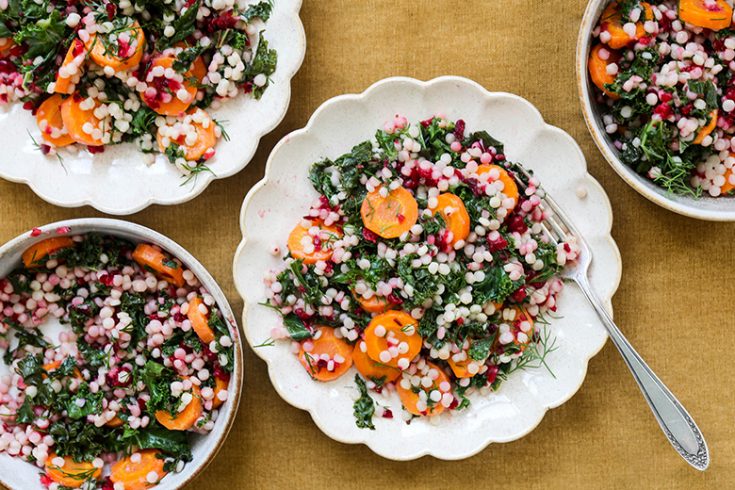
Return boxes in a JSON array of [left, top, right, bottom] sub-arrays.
[[232, 76, 622, 460], [0, 0, 305, 215]]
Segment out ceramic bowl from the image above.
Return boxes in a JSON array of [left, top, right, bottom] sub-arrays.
[[577, 0, 735, 221], [233, 76, 622, 460], [0, 0, 306, 215], [0, 218, 243, 489]]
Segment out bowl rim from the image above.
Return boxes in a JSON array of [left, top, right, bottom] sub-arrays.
[[0, 0, 306, 216], [575, 0, 735, 221], [233, 75, 622, 460], [0, 217, 243, 490]]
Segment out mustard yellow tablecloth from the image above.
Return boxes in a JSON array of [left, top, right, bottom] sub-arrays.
[[0, 1, 731, 488]]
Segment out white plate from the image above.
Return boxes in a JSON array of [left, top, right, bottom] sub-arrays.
[[0, 219, 243, 489], [232, 76, 622, 460], [0, 0, 306, 215]]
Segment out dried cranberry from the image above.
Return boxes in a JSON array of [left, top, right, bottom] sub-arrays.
[[486, 365, 499, 384], [487, 234, 508, 252], [510, 286, 527, 303], [453, 119, 465, 140], [362, 227, 378, 243], [507, 214, 528, 234], [382, 408, 394, 419], [107, 366, 131, 387]]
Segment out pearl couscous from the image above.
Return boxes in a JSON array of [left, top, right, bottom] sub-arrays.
[[262, 115, 579, 427]]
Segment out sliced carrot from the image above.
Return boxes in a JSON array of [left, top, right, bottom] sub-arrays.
[[352, 340, 401, 383], [212, 376, 229, 409], [36, 95, 76, 147], [363, 310, 422, 369], [361, 186, 419, 239], [60, 93, 108, 146], [156, 108, 217, 161], [141, 54, 198, 116], [431, 193, 470, 245], [352, 290, 389, 314], [477, 164, 520, 206], [396, 361, 451, 416], [722, 166, 735, 195], [22, 237, 74, 268], [110, 449, 167, 490], [286, 220, 342, 264], [106, 415, 125, 428], [298, 326, 353, 381], [587, 44, 620, 100], [693, 109, 718, 144], [679, 0, 732, 31], [192, 56, 207, 82], [600, 1, 650, 49], [0, 38, 16, 58], [509, 308, 536, 351], [55, 39, 87, 95], [87, 20, 145, 72], [132, 243, 185, 287], [155, 384, 202, 431], [187, 296, 215, 344], [42, 359, 82, 379], [447, 351, 487, 379], [45, 453, 102, 488]]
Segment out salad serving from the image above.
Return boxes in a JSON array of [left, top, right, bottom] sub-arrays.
[[0, 0, 277, 179], [261, 114, 580, 427], [0, 232, 235, 489], [588, 0, 735, 197]]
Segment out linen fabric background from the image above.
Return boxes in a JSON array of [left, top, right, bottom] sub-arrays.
[[0, 1, 731, 488]]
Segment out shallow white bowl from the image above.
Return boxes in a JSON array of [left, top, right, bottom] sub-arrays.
[[233, 76, 622, 460], [0, 0, 305, 215], [577, 0, 735, 221], [0, 218, 243, 489]]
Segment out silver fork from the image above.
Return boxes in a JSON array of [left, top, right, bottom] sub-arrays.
[[513, 164, 709, 471]]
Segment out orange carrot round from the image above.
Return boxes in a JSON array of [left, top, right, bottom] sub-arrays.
[[42, 359, 83, 379], [22, 237, 74, 268], [510, 308, 535, 351], [679, 0, 732, 31], [141, 54, 198, 116], [477, 164, 520, 206], [156, 108, 217, 161], [55, 39, 87, 95], [131, 243, 185, 287], [599, 1, 649, 49], [45, 454, 102, 488], [36, 95, 75, 147], [0, 38, 15, 58], [363, 310, 422, 369], [186, 296, 215, 344], [352, 290, 389, 314], [106, 415, 125, 428], [155, 384, 202, 431], [588, 44, 620, 100], [352, 340, 401, 383], [60, 93, 108, 146], [298, 326, 353, 381], [287, 220, 342, 264], [360, 186, 419, 239], [431, 193, 470, 244], [110, 449, 167, 490], [693, 109, 718, 145], [447, 352, 486, 379], [722, 164, 735, 195], [87, 20, 145, 72], [396, 361, 451, 416], [212, 376, 229, 409]]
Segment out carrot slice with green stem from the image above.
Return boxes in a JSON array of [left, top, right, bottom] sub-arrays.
[[156, 108, 218, 161], [155, 384, 202, 431], [60, 93, 108, 146], [679, 0, 732, 31], [431, 193, 470, 245], [132, 243, 185, 287], [360, 186, 419, 239], [352, 340, 401, 383], [693, 109, 718, 144], [45, 453, 102, 488], [298, 326, 353, 381], [477, 164, 520, 206], [55, 39, 87, 95], [588, 44, 621, 100], [110, 449, 167, 490], [396, 361, 452, 416], [22, 237, 74, 268], [363, 310, 422, 369], [87, 20, 145, 72], [187, 296, 215, 344], [36, 95, 76, 147], [287, 220, 342, 264]]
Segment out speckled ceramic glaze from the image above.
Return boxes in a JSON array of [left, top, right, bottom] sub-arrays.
[[0, 0, 305, 215], [577, 0, 735, 221], [233, 76, 622, 460], [0, 218, 243, 489]]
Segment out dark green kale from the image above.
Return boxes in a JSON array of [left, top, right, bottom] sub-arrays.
[[352, 375, 375, 430]]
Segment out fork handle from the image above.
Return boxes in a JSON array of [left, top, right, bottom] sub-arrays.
[[576, 275, 709, 471]]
